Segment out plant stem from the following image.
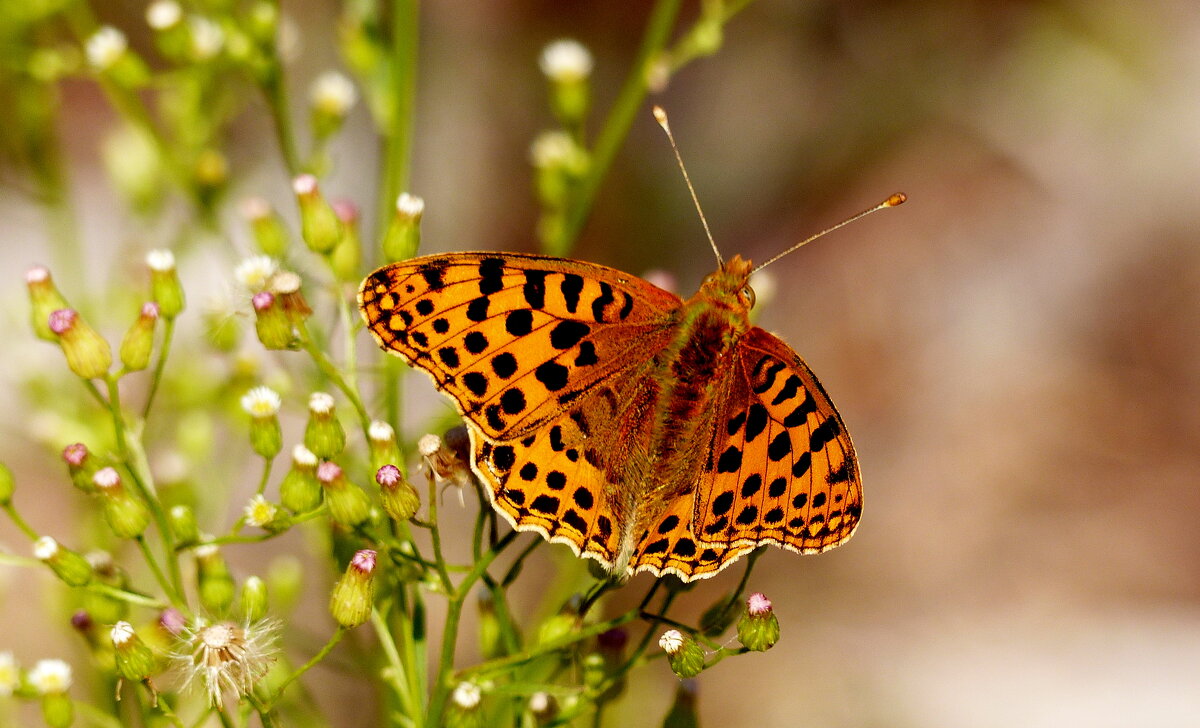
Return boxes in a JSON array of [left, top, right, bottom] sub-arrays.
[[142, 317, 175, 419], [268, 627, 347, 709], [370, 607, 419, 724], [552, 0, 682, 254], [1, 503, 38, 540], [373, 0, 420, 246], [135, 535, 175, 604], [300, 328, 374, 440], [259, 63, 303, 178]]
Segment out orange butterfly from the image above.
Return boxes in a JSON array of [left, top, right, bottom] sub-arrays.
[[359, 110, 903, 581]]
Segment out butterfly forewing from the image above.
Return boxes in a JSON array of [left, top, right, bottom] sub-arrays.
[[359, 253, 681, 440], [691, 328, 862, 555]]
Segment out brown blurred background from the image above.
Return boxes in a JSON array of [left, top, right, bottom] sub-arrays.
[[3, 1, 1199, 726]]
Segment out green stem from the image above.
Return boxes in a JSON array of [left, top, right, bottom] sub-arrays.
[[370, 607, 419, 723], [300, 327, 374, 440], [465, 609, 640, 679], [255, 457, 274, 496], [373, 0, 420, 246], [142, 317, 175, 419], [424, 473, 454, 595], [552, 0, 682, 254], [259, 62, 303, 178], [87, 583, 166, 610], [268, 627, 347, 709], [134, 535, 175, 604], [1, 503, 38, 540]]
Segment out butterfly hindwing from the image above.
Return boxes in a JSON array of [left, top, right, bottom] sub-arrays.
[[359, 253, 681, 440], [691, 327, 862, 555]]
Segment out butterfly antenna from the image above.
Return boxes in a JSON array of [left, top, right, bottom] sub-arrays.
[[752, 192, 907, 274], [653, 106, 724, 267]]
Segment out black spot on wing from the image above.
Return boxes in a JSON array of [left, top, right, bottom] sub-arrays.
[[523, 270, 547, 309], [560, 274, 583, 313], [549, 321, 590, 349], [505, 310, 533, 336], [478, 257, 505, 295]]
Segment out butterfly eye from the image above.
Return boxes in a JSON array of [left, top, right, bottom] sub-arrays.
[[742, 285, 756, 309]]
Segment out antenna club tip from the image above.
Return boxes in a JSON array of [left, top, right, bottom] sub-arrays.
[[884, 192, 907, 207], [652, 105, 669, 130]]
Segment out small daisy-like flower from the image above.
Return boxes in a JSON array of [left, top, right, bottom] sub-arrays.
[[243, 494, 277, 528], [240, 386, 281, 418], [395, 192, 424, 219], [177, 619, 279, 706], [452, 681, 482, 710], [539, 39, 593, 82], [145, 249, 176, 272], [310, 71, 358, 116], [0, 652, 19, 697], [658, 629, 684, 654], [308, 391, 335, 414], [235, 255, 278, 291], [29, 659, 72, 694], [188, 16, 224, 59], [146, 0, 182, 29], [86, 26, 127, 70]]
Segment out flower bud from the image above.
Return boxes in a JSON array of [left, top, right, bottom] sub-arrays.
[[367, 420, 401, 474], [0, 462, 13, 505], [475, 589, 502, 659], [241, 386, 283, 458], [168, 504, 200, 545], [61, 443, 99, 494], [736, 592, 779, 652], [292, 174, 341, 254], [539, 39, 592, 125], [317, 461, 369, 527], [146, 249, 185, 319], [310, 71, 358, 140], [49, 308, 112, 380], [111, 621, 156, 681], [304, 392, 345, 459], [529, 691, 558, 724], [251, 291, 295, 350], [269, 271, 312, 328], [330, 200, 361, 282], [376, 464, 419, 522], [34, 536, 93, 586], [119, 302, 159, 371], [240, 575, 268, 622], [381, 192, 423, 262], [93, 467, 150, 538], [449, 681, 482, 728], [241, 197, 290, 257], [329, 549, 376, 628], [659, 629, 705, 678], [196, 543, 236, 615], [26, 266, 69, 341], [280, 444, 322, 513]]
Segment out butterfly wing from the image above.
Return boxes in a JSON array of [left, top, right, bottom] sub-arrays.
[[359, 253, 682, 439], [628, 326, 862, 580]]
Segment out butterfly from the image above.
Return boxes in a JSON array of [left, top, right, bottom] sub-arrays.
[[357, 202, 901, 582]]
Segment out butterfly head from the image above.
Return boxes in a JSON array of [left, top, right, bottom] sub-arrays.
[[696, 254, 757, 313]]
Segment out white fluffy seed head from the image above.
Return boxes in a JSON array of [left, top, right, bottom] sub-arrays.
[[539, 39, 593, 82]]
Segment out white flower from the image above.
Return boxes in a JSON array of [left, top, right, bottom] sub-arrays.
[[291, 443, 317, 467], [234, 255, 277, 291], [395, 192, 424, 218], [243, 495, 277, 528], [539, 39, 593, 82], [658, 629, 684, 655], [452, 681, 481, 709], [146, 249, 176, 272], [188, 16, 225, 60], [368, 420, 394, 443], [86, 26, 127, 70], [146, 0, 183, 30], [310, 71, 358, 116], [176, 620, 279, 706], [111, 621, 136, 646], [529, 130, 584, 170], [29, 659, 72, 694], [307, 392, 335, 414], [241, 386, 281, 417], [0, 652, 18, 697], [33, 536, 59, 560], [93, 466, 121, 490]]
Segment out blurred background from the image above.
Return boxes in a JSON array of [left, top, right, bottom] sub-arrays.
[[3, 1, 1199, 726]]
